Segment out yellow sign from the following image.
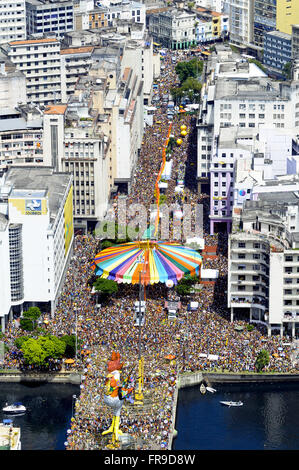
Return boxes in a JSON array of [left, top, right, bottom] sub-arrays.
[[9, 198, 47, 215], [64, 186, 74, 256]]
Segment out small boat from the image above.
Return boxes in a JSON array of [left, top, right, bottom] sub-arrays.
[[200, 383, 206, 394], [206, 387, 217, 393], [220, 401, 243, 407], [2, 402, 26, 414]]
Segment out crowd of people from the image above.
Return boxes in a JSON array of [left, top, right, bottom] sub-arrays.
[[1, 49, 298, 450]]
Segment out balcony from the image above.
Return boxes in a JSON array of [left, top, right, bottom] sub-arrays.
[[283, 313, 299, 322]]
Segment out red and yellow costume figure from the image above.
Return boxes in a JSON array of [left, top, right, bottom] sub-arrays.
[[102, 351, 134, 440]]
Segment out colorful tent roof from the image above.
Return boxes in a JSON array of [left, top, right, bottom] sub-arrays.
[[91, 240, 202, 285]]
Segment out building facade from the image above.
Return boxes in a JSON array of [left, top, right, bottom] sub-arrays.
[[263, 30, 292, 73], [0, 166, 74, 330], [0, 0, 27, 44], [0, 105, 43, 173], [26, 0, 74, 39], [5, 37, 61, 108], [60, 45, 94, 102], [276, 0, 299, 35], [224, 0, 254, 46], [148, 9, 197, 49], [253, 0, 276, 48], [228, 232, 270, 326]]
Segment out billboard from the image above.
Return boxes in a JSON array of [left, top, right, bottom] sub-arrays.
[[9, 197, 47, 216], [64, 186, 74, 256], [25, 199, 42, 215]]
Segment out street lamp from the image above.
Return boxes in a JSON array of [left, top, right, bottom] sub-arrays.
[[72, 394, 77, 418], [135, 258, 147, 405]]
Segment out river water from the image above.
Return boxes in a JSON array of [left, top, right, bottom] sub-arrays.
[[0, 382, 79, 450], [173, 382, 299, 450], [1, 381, 299, 451]]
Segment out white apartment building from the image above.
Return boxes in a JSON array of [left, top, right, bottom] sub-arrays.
[[197, 44, 299, 210], [209, 127, 251, 234], [228, 231, 270, 325], [0, 166, 74, 331], [5, 37, 61, 108], [148, 9, 197, 49], [0, 213, 11, 330], [75, 0, 146, 31], [270, 245, 299, 339], [121, 37, 153, 105], [106, 0, 146, 28], [223, 0, 254, 46], [229, 180, 299, 338], [26, 0, 74, 39], [0, 105, 44, 172], [0, 0, 27, 44], [196, 0, 224, 12], [0, 63, 27, 108], [213, 78, 293, 136], [60, 45, 94, 102], [42, 99, 109, 232], [197, 44, 268, 183]]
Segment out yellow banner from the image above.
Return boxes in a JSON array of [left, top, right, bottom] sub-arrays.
[[64, 186, 74, 256]]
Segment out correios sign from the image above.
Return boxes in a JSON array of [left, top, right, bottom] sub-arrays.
[[25, 199, 42, 215]]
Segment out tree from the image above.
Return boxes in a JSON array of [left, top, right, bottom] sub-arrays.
[[21, 338, 48, 366], [38, 335, 66, 360], [61, 334, 78, 358], [15, 336, 30, 350], [93, 277, 119, 297], [21, 336, 66, 367], [20, 307, 42, 331], [282, 61, 292, 80], [175, 274, 198, 297], [175, 59, 203, 83], [255, 350, 270, 372], [170, 86, 184, 105], [180, 77, 202, 103]]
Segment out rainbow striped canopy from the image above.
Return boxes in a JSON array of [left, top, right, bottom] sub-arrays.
[[91, 240, 202, 285]]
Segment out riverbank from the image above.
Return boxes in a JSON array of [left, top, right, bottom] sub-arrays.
[[179, 371, 299, 388], [2, 368, 299, 451], [0, 370, 81, 385]]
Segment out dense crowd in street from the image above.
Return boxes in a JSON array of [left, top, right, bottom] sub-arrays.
[[1, 49, 298, 450]]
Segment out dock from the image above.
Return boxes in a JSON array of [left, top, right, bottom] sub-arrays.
[[0, 420, 21, 450]]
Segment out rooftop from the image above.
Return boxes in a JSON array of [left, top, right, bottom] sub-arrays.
[[60, 46, 94, 55], [9, 38, 59, 46], [4, 167, 72, 224], [215, 77, 281, 101], [44, 104, 67, 115], [266, 30, 291, 40]]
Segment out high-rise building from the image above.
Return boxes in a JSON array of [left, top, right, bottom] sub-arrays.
[[223, 0, 254, 46], [5, 37, 61, 108], [60, 46, 94, 102], [26, 0, 74, 39], [276, 0, 299, 35], [0, 105, 44, 172], [263, 30, 292, 73], [291, 24, 299, 60], [253, 0, 276, 48], [228, 180, 299, 339], [0, 167, 74, 330], [0, 0, 27, 44]]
